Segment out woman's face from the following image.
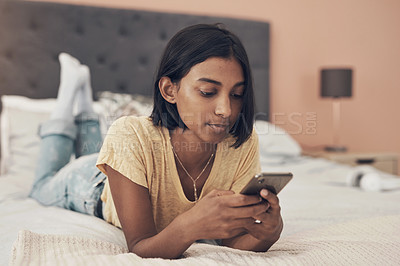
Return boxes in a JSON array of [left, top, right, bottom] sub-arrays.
[[173, 56, 245, 144]]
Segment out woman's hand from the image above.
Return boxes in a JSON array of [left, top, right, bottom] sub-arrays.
[[177, 189, 270, 241], [244, 189, 283, 242]]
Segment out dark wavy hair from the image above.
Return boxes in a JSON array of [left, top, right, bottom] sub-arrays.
[[150, 24, 254, 148]]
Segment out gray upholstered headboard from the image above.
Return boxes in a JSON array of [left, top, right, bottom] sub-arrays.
[[0, 0, 270, 120]]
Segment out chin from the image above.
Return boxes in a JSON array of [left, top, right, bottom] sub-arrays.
[[201, 124, 232, 144], [204, 133, 229, 145]]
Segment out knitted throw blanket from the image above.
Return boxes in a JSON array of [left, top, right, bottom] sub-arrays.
[[10, 215, 400, 266]]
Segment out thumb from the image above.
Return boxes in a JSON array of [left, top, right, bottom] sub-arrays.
[[208, 189, 235, 197]]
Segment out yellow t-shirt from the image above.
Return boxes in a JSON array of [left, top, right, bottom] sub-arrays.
[[96, 116, 261, 232]]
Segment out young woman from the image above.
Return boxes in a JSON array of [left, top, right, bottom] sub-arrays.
[[30, 24, 283, 259]]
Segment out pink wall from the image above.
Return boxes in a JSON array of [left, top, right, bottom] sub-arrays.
[[33, 0, 400, 168]]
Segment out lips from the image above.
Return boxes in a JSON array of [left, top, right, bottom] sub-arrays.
[[207, 123, 230, 134]]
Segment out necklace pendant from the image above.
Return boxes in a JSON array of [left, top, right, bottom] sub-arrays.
[[193, 183, 198, 202]]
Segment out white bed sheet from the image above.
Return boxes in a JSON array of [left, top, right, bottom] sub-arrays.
[[1, 155, 399, 265], [0, 174, 125, 265], [262, 156, 400, 237]]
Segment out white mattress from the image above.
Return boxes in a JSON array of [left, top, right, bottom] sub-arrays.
[[1, 155, 399, 265], [261, 156, 400, 236]]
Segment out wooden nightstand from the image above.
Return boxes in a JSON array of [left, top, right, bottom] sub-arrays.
[[303, 151, 399, 175]]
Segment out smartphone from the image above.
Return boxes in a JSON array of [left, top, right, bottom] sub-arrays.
[[240, 172, 293, 195]]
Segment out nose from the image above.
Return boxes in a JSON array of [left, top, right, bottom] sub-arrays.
[[215, 95, 231, 118]]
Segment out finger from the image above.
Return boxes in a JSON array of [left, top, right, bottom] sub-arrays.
[[215, 218, 253, 239], [225, 194, 263, 207], [253, 212, 270, 223], [230, 217, 255, 228], [251, 210, 283, 227], [245, 215, 283, 240], [207, 189, 234, 198], [229, 201, 269, 218], [260, 189, 279, 206], [228, 227, 249, 239], [259, 214, 284, 232], [253, 206, 281, 225], [260, 189, 281, 215]]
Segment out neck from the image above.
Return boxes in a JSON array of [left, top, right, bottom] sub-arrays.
[[170, 128, 216, 170]]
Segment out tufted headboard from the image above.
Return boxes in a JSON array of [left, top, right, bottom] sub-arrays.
[[0, 0, 270, 119]]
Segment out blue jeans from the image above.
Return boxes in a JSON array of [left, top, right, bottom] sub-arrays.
[[29, 112, 106, 218]]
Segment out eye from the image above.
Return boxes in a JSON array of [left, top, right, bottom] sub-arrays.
[[231, 93, 243, 99], [200, 90, 215, 97]]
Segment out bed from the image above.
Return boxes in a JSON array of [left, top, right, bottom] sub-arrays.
[[1, 1, 399, 265]]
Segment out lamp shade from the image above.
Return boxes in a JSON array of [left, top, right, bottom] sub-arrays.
[[320, 68, 353, 98]]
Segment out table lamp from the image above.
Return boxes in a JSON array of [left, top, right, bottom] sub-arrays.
[[320, 68, 353, 152]]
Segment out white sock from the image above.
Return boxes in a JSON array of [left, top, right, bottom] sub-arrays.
[[50, 53, 83, 121], [76, 65, 94, 115]]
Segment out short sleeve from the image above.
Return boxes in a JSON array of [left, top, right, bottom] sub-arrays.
[[96, 116, 148, 188], [230, 130, 261, 194]]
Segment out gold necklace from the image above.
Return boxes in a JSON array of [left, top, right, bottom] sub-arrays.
[[171, 140, 214, 202]]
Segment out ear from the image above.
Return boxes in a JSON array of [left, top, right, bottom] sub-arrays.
[[159, 77, 177, 104]]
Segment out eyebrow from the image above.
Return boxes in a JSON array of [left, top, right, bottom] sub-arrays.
[[197, 78, 245, 87]]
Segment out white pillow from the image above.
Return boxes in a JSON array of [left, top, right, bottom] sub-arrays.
[[0, 96, 56, 178], [0, 93, 153, 179], [0, 95, 107, 179], [255, 120, 302, 157]]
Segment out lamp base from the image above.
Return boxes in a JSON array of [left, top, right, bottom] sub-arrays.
[[324, 146, 347, 153]]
